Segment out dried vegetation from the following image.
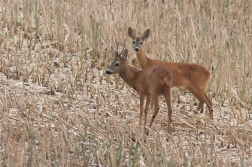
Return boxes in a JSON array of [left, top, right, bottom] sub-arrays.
[[0, 0, 251, 166]]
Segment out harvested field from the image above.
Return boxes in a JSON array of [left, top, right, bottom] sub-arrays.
[[0, 0, 251, 166]]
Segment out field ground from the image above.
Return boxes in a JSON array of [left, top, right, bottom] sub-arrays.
[[0, 0, 252, 166]]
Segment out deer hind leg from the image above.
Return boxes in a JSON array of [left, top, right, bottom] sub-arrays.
[[195, 89, 213, 119], [139, 94, 145, 127], [187, 86, 213, 119], [203, 93, 213, 119], [164, 85, 172, 133], [148, 94, 160, 128], [144, 95, 151, 131], [185, 86, 202, 113]]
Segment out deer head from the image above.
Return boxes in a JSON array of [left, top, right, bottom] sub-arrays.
[[128, 27, 150, 52], [106, 46, 128, 74]]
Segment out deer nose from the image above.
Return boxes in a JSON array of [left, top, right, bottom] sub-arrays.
[[106, 70, 112, 74], [134, 47, 140, 52]]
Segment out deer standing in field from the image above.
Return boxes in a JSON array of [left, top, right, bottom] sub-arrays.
[[106, 47, 173, 133], [128, 27, 213, 119]]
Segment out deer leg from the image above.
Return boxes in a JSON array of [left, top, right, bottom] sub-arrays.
[[186, 86, 204, 113], [195, 91, 211, 114], [144, 95, 151, 131], [203, 93, 213, 119], [197, 101, 204, 113], [194, 90, 213, 119], [187, 86, 213, 119], [164, 85, 172, 133], [139, 94, 144, 127], [149, 95, 159, 128]]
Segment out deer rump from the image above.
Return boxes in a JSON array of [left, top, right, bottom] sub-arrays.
[[135, 65, 172, 101]]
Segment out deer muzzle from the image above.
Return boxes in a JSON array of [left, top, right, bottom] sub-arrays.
[[106, 70, 113, 74], [134, 47, 140, 52]]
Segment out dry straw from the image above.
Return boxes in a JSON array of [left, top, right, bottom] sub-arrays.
[[0, 0, 251, 166]]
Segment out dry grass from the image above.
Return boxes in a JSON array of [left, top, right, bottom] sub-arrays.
[[0, 0, 251, 166]]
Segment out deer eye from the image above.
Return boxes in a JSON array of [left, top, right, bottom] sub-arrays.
[[133, 41, 135, 44], [140, 42, 143, 45], [115, 63, 120, 66]]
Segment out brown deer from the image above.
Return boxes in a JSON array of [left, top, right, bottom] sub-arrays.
[[128, 27, 213, 119], [106, 47, 173, 133]]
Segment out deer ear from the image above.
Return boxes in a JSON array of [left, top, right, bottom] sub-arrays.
[[141, 29, 150, 40], [128, 27, 136, 39], [121, 49, 128, 60]]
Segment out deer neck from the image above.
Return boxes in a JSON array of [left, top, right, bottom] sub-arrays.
[[119, 65, 139, 90], [136, 49, 149, 69]]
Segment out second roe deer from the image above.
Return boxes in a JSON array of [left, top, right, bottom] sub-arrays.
[[128, 27, 213, 119], [106, 47, 173, 133]]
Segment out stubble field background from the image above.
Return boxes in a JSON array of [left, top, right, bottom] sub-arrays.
[[0, 0, 252, 166]]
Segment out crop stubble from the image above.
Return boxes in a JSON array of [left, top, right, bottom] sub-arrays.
[[0, 0, 251, 166]]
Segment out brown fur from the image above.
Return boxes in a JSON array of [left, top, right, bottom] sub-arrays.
[[128, 27, 213, 119], [106, 49, 173, 133]]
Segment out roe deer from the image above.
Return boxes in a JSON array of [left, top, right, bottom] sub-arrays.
[[106, 47, 173, 133], [128, 27, 213, 119]]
